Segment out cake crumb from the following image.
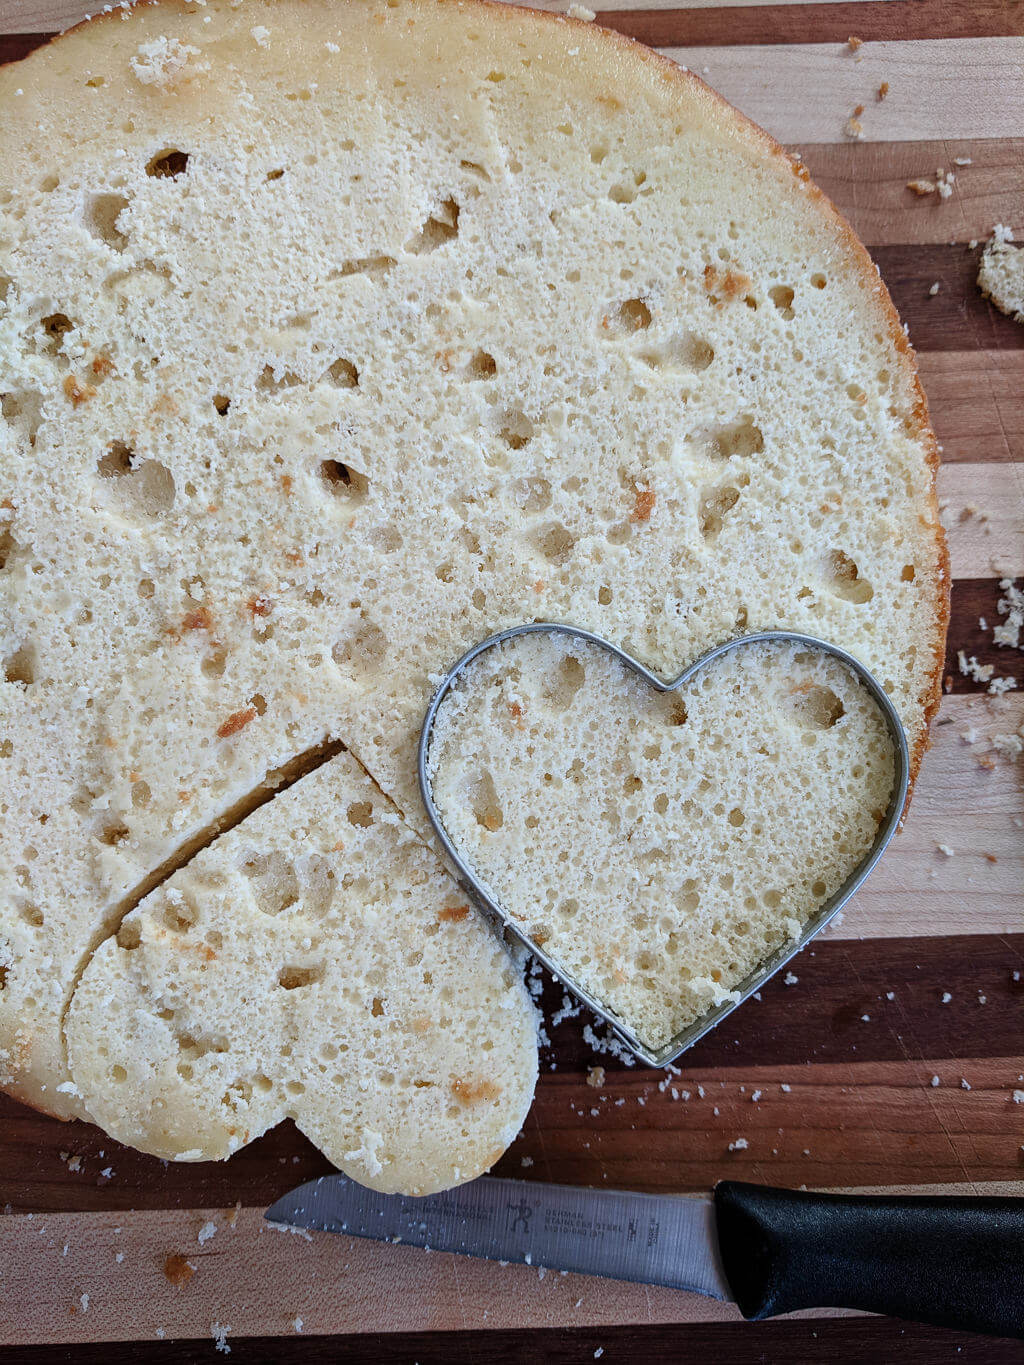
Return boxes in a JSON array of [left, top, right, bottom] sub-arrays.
[[587, 1066, 606, 1089], [847, 35, 863, 52], [251, 25, 270, 46], [212, 1322, 232, 1354], [877, 81, 889, 100], [928, 282, 940, 296], [783, 971, 798, 986], [164, 1254, 195, 1287], [728, 1137, 749, 1151], [566, 3, 596, 19], [197, 1220, 217, 1246]]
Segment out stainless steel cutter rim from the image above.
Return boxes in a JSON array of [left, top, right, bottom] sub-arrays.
[[418, 624, 911, 1069]]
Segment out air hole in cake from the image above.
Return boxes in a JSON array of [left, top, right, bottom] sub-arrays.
[[640, 333, 714, 373], [654, 793, 669, 815], [97, 441, 133, 478], [769, 285, 795, 317], [368, 524, 403, 553], [18, 902, 43, 927], [597, 585, 613, 605], [242, 851, 300, 915], [825, 549, 873, 603], [320, 459, 369, 500], [325, 357, 359, 388], [110, 1065, 128, 1082], [347, 800, 374, 828], [544, 653, 586, 711], [332, 618, 387, 675], [249, 692, 267, 717], [436, 562, 454, 582], [257, 364, 302, 391], [901, 564, 916, 582], [3, 645, 35, 687], [460, 159, 490, 181], [699, 483, 740, 539], [711, 416, 764, 459], [163, 895, 198, 933], [145, 148, 190, 179], [472, 772, 503, 831], [728, 807, 745, 828], [499, 408, 534, 449], [591, 144, 608, 163], [616, 298, 651, 331], [265, 168, 285, 182], [609, 182, 637, 204], [664, 698, 688, 726], [116, 921, 141, 951], [202, 646, 227, 678], [279, 963, 325, 990], [512, 475, 551, 513], [98, 819, 130, 846], [789, 685, 845, 729], [212, 393, 231, 415], [83, 192, 129, 249], [812, 879, 827, 897], [466, 349, 497, 379], [405, 196, 460, 253], [40, 312, 74, 355], [811, 273, 827, 289], [96, 447, 176, 517], [607, 521, 632, 545], [536, 521, 575, 564]]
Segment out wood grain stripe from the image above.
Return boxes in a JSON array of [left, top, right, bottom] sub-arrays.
[[921, 353, 1024, 464], [662, 40, 1024, 144], [2, 1181, 1023, 1346], [940, 466, 1024, 577], [3, 0, 1023, 40], [799, 140, 1024, 249], [2, 930, 1021, 1211], [600, 1, 1024, 49], [1, 1320, 1020, 1363], [872, 246, 1024, 354]]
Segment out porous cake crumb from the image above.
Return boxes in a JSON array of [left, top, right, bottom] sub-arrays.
[[429, 635, 894, 1047]]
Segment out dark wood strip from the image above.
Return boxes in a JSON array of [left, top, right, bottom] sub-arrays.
[[4, 0, 1024, 58], [2, 932, 1020, 1212], [0, 33, 47, 64], [601, 0, 1024, 48], [3, 1318, 1022, 1362], [871, 245, 1024, 355], [944, 579, 1024, 694]]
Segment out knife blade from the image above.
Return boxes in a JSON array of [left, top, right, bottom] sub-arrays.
[[266, 1175, 1024, 1338], [266, 1172, 729, 1300]]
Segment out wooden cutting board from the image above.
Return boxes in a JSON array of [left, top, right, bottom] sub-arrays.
[[1, 2, 1022, 1360]]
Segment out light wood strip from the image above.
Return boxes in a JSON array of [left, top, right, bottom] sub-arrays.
[[0, 0, 897, 36], [832, 695, 1023, 941], [921, 352, 1024, 465], [938, 462, 1024, 579], [662, 39, 1024, 143]]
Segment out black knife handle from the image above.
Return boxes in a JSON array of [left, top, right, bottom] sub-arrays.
[[714, 1181, 1024, 1338]]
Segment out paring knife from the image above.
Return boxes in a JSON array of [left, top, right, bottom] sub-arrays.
[[266, 1175, 1024, 1338]]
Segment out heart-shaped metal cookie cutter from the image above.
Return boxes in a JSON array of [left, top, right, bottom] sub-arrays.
[[418, 625, 910, 1068]]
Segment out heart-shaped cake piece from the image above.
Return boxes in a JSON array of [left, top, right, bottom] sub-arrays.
[[426, 631, 897, 1052]]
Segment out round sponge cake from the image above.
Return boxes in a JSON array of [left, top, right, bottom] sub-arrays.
[[0, 0, 946, 1184]]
